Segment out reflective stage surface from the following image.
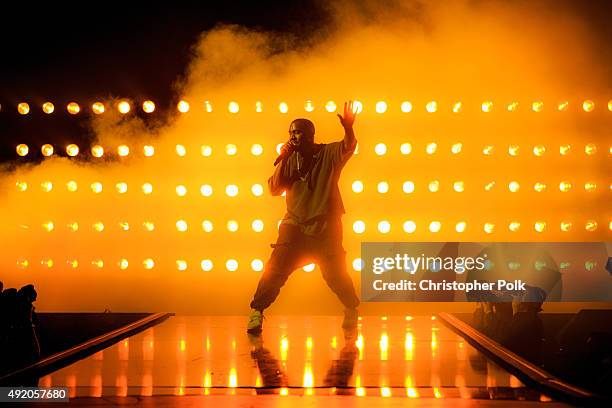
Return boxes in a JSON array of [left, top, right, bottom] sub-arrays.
[[42, 315, 556, 401]]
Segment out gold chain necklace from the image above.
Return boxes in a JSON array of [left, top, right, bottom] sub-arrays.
[[296, 153, 313, 181]]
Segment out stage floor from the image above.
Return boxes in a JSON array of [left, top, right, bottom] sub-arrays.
[[41, 315, 556, 402]]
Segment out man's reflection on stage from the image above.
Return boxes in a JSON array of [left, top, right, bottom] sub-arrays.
[[247, 326, 358, 394], [247, 333, 288, 394], [323, 327, 358, 394]]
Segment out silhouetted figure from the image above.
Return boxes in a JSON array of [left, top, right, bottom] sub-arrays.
[[581, 332, 612, 394], [247, 101, 360, 333], [0, 288, 19, 356], [470, 287, 513, 340], [471, 245, 562, 301], [0, 284, 40, 385], [16, 285, 41, 360], [471, 283, 546, 365], [502, 286, 546, 364], [1, 288, 17, 298]]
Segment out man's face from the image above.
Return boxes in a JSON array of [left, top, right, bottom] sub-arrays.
[[289, 121, 314, 151]]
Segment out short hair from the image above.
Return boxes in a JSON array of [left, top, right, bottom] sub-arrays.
[[18, 284, 37, 301], [290, 118, 315, 137]]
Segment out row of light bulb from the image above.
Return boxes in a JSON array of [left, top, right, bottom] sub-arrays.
[[17, 257, 308, 272], [351, 220, 609, 234], [10, 99, 612, 115], [36, 220, 268, 233], [30, 219, 611, 233], [16, 257, 266, 272], [16, 180, 610, 194], [15, 142, 610, 157], [19, 181, 264, 196], [14, 256, 605, 272]]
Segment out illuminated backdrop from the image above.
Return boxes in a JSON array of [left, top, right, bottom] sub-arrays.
[[1, 4, 611, 312]]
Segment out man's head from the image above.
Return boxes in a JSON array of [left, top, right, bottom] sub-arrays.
[[18, 284, 37, 303], [289, 119, 315, 152]]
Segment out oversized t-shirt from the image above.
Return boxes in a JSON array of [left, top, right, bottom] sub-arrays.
[[273, 141, 354, 236]]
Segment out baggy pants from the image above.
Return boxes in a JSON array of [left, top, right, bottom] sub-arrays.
[[250, 220, 360, 311]]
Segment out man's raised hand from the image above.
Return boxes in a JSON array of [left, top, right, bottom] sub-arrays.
[[337, 100, 356, 129]]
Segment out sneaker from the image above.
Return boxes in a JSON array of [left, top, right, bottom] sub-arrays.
[[247, 309, 264, 333], [342, 308, 359, 329]]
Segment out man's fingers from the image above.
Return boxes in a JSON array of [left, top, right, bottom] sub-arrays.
[[339, 101, 357, 123]]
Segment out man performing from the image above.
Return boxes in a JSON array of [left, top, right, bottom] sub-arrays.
[[247, 101, 360, 333]]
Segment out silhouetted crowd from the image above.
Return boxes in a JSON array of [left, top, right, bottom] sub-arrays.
[[470, 283, 547, 364], [0, 282, 41, 376]]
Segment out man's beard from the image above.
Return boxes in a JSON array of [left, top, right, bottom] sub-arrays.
[[295, 139, 313, 154]]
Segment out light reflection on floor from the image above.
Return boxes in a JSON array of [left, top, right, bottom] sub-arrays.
[[42, 315, 552, 401]]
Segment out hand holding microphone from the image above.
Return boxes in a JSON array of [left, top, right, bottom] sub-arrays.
[[274, 138, 297, 166]]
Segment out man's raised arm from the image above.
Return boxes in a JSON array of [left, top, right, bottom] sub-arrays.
[[338, 101, 357, 152]]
